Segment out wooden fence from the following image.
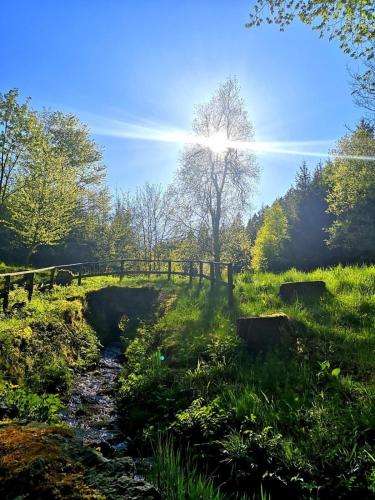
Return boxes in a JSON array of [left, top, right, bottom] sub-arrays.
[[0, 259, 235, 313]]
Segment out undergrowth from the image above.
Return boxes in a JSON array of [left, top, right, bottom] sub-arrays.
[[118, 265, 375, 499]]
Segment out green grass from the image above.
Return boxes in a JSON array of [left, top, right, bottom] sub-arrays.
[[1, 266, 374, 497], [0, 274, 174, 421], [118, 265, 375, 498], [146, 436, 225, 500]]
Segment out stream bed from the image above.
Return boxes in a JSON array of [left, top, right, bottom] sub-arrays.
[[62, 342, 128, 455]]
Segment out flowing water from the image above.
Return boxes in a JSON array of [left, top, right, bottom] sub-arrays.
[[62, 343, 128, 454]]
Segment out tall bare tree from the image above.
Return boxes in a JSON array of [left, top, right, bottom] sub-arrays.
[[175, 77, 258, 262], [131, 182, 174, 265]]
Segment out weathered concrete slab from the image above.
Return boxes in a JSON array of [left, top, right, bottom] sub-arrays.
[[280, 280, 326, 302], [56, 269, 74, 286], [237, 313, 294, 353]]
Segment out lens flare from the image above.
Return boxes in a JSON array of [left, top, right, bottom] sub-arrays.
[[89, 116, 375, 162]]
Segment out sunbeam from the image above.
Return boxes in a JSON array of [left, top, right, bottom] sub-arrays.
[[90, 116, 375, 162]]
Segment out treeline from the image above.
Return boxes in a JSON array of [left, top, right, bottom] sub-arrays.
[[250, 121, 375, 271], [0, 82, 255, 268], [1, 88, 374, 271]]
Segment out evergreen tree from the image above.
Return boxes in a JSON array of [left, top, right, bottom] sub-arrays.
[[324, 121, 375, 261], [281, 161, 332, 269], [246, 206, 267, 245]]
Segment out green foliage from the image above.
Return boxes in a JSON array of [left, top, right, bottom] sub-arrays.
[[28, 362, 73, 394], [221, 216, 252, 268], [171, 397, 230, 440], [280, 162, 332, 269], [40, 110, 105, 189], [324, 122, 375, 260], [0, 382, 63, 422], [246, 0, 374, 60], [6, 142, 79, 260], [146, 436, 225, 500], [0, 88, 109, 265], [0, 89, 34, 211], [0, 278, 116, 416], [252, 202, 289, 272], [115, 267, 375, 497]]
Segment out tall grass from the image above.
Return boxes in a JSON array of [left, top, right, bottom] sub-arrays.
[[146, 436, 224, 500]]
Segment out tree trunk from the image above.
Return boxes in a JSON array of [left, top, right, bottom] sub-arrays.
[[25, 245, 35, 265], [212, 217, 221, 280]]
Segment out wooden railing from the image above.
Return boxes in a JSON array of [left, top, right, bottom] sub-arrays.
[[0, 259, 235, 312]]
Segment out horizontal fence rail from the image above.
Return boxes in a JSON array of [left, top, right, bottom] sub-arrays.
[[0, 259, 235, 312]]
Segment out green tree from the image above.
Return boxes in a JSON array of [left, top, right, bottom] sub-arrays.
[[96, 193, 136, 260], [324, 121, 375, 261], [251, 201, 289, 272], [40, 110, 105, 190], [0, 90, 109, 264], [6, 140, 79, 262], [280, 161, 332, 269], [247, 206, 267, 245], [247, 0, 374, 60], [222, 215, 252, 268], [0, 89, 34, 211], [351, 61, 375, 124]]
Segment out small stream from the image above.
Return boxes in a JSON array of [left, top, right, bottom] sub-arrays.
[[62, 343, 128, 455]]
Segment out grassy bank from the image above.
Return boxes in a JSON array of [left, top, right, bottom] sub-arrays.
[[0, 275, 158, 422], [0, 266, 374, 498], [118, 265, 375, 499]]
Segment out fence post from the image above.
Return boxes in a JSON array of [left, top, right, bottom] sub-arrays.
[[27, 273, 34, 301], [189, 261, 193, 285], [227, 263, 234, 308], [210, 262, 215, 288], [78, 266, 82, 286], [3, 276, 10, 312], [49, 268, 55, 291], [168, 260, 172, 280], [199, 261, 203, 284], [119, 260, 124, 282]]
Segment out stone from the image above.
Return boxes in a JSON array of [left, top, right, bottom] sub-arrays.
[[0, 425, 160, 499], [55, 269, 74, 286], [279, 280, 326, 302], [86, 457, 161, 499], [237, 313, 294, 353]]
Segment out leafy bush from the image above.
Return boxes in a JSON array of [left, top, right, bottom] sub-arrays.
[[1, 383, 63, 422], [29, 362, 73, 394], [171, 397, 231, 440]]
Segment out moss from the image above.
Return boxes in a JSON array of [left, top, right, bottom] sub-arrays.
[[0, 425, 105, 499]]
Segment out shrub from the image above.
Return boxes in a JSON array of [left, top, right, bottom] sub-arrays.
[[1, 383, 63, 422]]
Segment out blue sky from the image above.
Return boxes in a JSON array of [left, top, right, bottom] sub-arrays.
[[1, 1, 364, 213]]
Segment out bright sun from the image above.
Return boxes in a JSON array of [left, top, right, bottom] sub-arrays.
[[206, 131, 229, 153], [196, 132, 231, 153]]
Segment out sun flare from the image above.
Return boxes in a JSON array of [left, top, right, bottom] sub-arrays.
[[90, 117, 375, 162], [203, 131, 230, 153]]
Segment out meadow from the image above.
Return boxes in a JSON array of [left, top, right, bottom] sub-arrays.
[[0, 265, 374, 498]]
